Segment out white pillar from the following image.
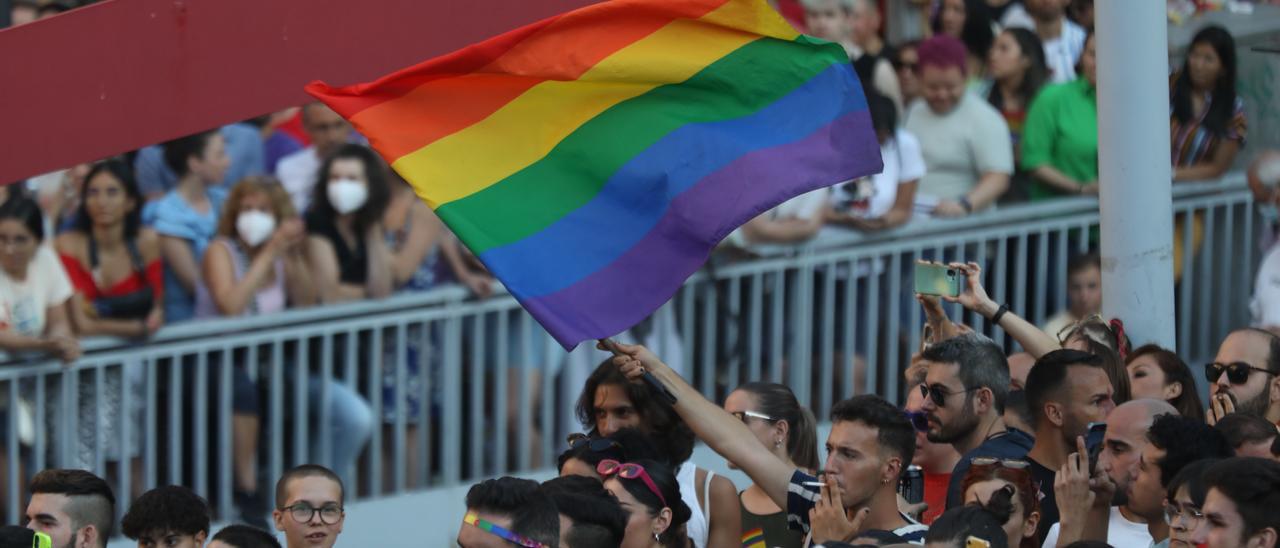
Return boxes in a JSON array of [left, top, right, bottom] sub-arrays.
[[1096, 0, 1176, 348]]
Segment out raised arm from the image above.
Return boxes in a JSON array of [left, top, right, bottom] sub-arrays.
[[945, 262, 1061, 358], [606, 341, 798, 510]]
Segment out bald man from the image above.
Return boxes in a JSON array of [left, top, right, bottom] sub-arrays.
[[1042, 398, 1177, 548]]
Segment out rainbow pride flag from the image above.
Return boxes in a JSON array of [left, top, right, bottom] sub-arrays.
[[306, 0, 881, 349], [742, 527, 767, 548]]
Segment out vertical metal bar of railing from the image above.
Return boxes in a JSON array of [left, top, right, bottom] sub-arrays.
[[789, 263, 813, 406], [442, 314, 463, 484], [1242, 205, 1256, 329], [494, 311, 509, 476], [1197, 207, 1216, 358], [7, 379, 20, 524], [143, 358, 156, 490], [844, 270, 859, 399], [167, 355, 183, 484], [540, 329, 556, 469], [700, 281, 718, 398], [1014, 233, 1029, 348], [393, 322, 408, 493], [1033, 229, 1049, 326], [369, 326, 384, 497], [35, 372, 47, 478], [1055, 227, 1069, 315], [516, 318, 532, 472], [993, 237, 1009, 347], [1219, 204, 1235, 347], [418, 324, 433, 488], [972, 243, 989, 335], [120, 359, 134, 512], [748, 273, 763, 382], [1178, 207, 1194, 353], [680, 284, 695, 378], [93, 365, 105, 473], [819, 261, 836, 414], [468, 314, 485, 478], [293, 340, 310, 466], [727, 276, 742, 393], [269, 341, 284, 491], [218, 347, 235, 520], [194, 351, 209, 498], [769, 272, 784, 384], [908, 250, 923, 350], [865, 263, 881, 395], [885, 252, 902, 403]]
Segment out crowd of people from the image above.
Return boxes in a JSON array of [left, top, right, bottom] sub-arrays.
[[1, 0, 1276, 547]]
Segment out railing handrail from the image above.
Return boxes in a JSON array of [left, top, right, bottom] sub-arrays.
[[2, 173, 1249, 370]]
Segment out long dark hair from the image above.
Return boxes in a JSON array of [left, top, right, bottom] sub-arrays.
[[308, 144, 391, 235], [1126, 345, 1205, 422], [932, 0, 995, 62], [75, 160, 144, 239], [575, 359, 696, 466], [610, 459, 691, 548], [733, 382, 819, 471], [1171, 25, 1238, 136], [987, 28, 1048, 111]]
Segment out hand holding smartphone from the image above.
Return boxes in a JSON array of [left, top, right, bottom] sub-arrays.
[[914, 262, 962, 298]]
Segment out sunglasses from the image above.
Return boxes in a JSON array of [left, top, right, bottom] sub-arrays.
[[730, 410, 777, 423], [970, 457, 1030, 469], [920, 383, 978, 408], [905, 410, 929, 432], [567, 433, 623, 453], [597, 459, 668, 507], [463, 512, 549, 548], [1205, 361, 1276, 385]]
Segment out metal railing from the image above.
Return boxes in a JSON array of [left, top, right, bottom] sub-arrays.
[[0, 174, 1256, 526]]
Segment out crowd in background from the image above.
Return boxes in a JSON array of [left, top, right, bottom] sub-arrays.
[[1, 0, 1279, 547]]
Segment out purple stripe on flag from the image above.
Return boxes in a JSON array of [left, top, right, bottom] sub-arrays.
[[516, 108, 880, 349]]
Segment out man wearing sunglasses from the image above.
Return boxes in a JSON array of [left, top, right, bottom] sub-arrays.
[[1198, 457, 1280, 548], [915, 334, 1034, 511], [1206, 329, 1280, 426], [602, 342, 927, 545], [457, 477, 559, 548], [272, 465, 347, 548]]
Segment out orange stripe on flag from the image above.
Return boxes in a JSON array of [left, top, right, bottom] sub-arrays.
[[333, 0, 731, 162]]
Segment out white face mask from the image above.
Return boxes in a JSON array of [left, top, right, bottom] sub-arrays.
[[235, 210, 277, 247], [327, 178, 368, 215]]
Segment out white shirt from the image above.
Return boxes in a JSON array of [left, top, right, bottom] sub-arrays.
[[1001, 7, 1087, 84], [1252, 243, 1280, 327], [0, 246, 73, 339], [724, 188, 830, 248], [830, 128, 926, 220], [1042, 507, 1153, 548], [275, 147, 321, 213], [905, 93, 1013, 205]]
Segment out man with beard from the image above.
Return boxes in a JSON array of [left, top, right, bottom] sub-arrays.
[[24, 469, 115, 548], [1042, 398, 1176, 548], [1024, 349, 1116, 545], [1206, 329, 1280, 426], [917, 334, 1035, 510]]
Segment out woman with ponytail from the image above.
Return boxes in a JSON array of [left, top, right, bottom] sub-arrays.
[[724, 382, 818, 548], [600, 458, 693, 548]]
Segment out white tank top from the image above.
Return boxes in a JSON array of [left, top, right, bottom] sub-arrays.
[[677, 464, 714, 548]]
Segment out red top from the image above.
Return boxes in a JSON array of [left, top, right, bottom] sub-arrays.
[[922, 472, 951, 525], [59, 254, 163, 301]]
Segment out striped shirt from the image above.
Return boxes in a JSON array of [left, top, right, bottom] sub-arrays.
[[786, 470, 929, 544]]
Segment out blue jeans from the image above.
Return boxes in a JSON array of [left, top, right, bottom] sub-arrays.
[[305, 375, 374, 486]]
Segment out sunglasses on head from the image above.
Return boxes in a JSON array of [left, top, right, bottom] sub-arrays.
[[567, 433, 623, 453], [970, 457, 1030, 469], [1205, 362, 1276, 385], [919, 383, 978, 408], [463, 512, 549, 548], [597, 459, 668, 507], [904, 410, 929, 432], [729, 410, 777, 423]]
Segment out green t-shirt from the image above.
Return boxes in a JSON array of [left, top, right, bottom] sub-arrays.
[[1021, 78, 1099, 200]]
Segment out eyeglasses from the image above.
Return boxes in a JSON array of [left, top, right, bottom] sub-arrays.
[[463, 512, 549, 548], [1205, 361, 1276, 385], [729, 410, 777, 424], [970, 457, 1030, 469], [1057, 314, 1105, 344], [904, 410, 929, 433], [596, 459, 668, 507], [920, 383, 978, 408], [567, 433, 623, 453], [1163, 501, 1204, 527], [281, 503, 343, 525]]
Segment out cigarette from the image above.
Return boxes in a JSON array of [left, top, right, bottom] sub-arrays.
[[802, 481, 825, 487]]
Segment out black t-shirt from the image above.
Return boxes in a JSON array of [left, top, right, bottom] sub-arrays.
[[1028, 457, 1059, 546]]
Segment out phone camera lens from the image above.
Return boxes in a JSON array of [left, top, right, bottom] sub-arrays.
[[946, 270, 955, 276]]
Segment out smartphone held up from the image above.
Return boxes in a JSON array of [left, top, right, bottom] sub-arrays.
[[915, 262, 962, 298]]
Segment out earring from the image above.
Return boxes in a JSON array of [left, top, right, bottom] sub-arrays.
[[653, 532, 661, 542], [775, 439, 783, 448]]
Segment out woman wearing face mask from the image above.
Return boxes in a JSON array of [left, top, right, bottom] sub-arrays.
[[905, 35, 1013, 218], [305, 144, 393, 303], [599, 458, 693, 548], [56, 160, 164, 338], [1021, 31, 1098, 199], [195, 176, 316, 526]]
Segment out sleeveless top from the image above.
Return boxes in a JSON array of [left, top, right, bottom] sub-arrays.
[[677, 464, 715, 548], [194, 237, 286, 318], [384, 207, 437, 292], [739, 492, 805, 548], [306, 211, 368, 285]]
